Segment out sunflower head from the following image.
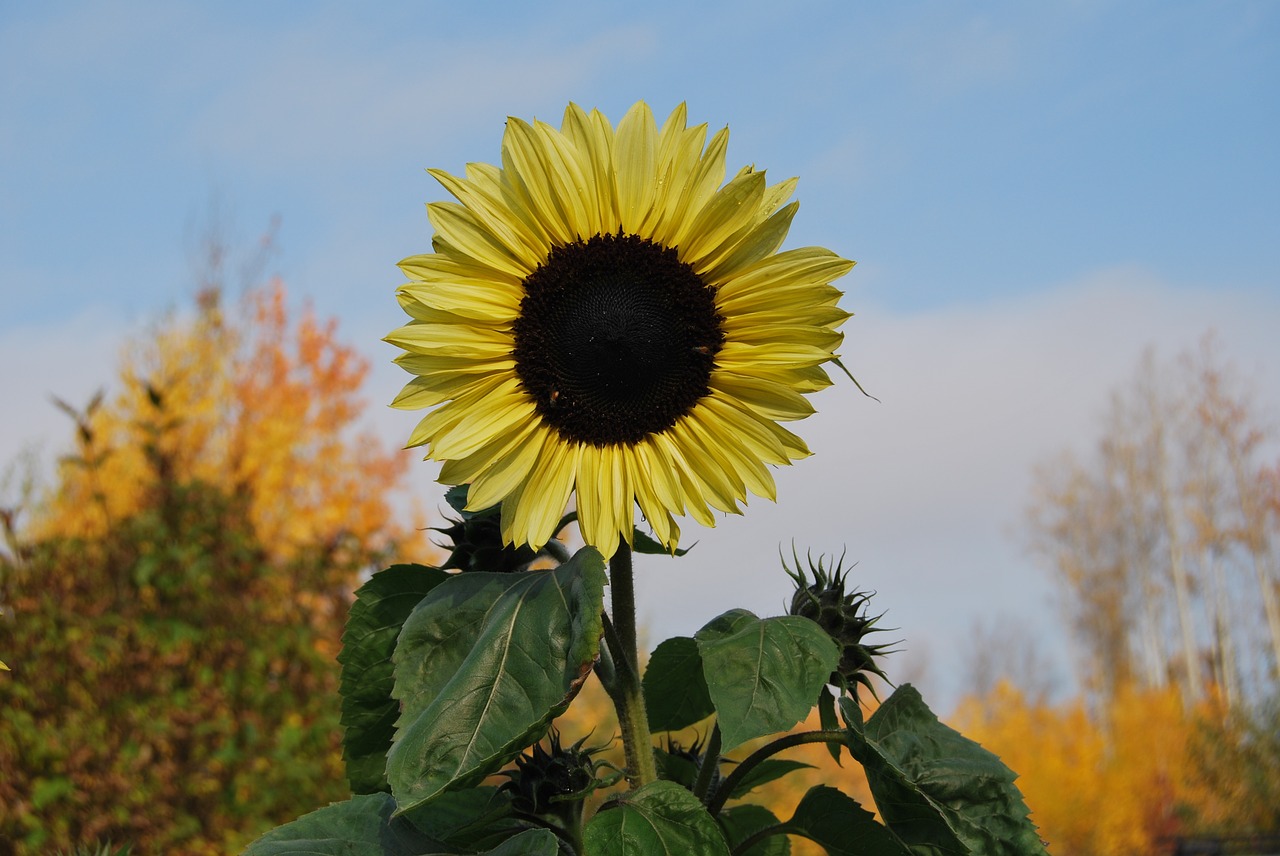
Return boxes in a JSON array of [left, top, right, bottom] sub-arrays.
[[785, 551, 897, 700], [388, 102, 855, 559]]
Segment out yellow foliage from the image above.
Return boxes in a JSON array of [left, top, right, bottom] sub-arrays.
[[953, 681, 1230, 856], [31, 281, 428, 570]]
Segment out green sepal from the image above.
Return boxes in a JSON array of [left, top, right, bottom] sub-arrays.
[[631, 528, 693, 556], [695, 610, 839, 750], [583, 780, 731, 856], [387, 547, 607, 814], [338, 563, 451, 794], [818, 688, 842, 766], [241, 792, 444, 855], [781, 785, 909, 856], [845, 686, 1048, 856], [718, 804, 790, 856], [727, 759, 815, 800], [644, 636, 715, 732], [652, 745, 700, 790]]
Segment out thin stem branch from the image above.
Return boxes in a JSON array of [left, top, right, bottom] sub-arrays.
[[542, 538, 571, 564], [707, 730, 847, 816], [691, 723, 722, 803], [731, 824, 789, 856]]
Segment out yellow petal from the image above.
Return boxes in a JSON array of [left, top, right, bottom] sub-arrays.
[[426, 202, 531, 279], [465, 421, 547, 510], [680, 171, 766, 268], [614, 102, 658, 234]]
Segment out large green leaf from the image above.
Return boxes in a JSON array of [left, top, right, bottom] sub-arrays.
[[242, 793, 445, 855], [388, 548, 607, 813], [718, 804, 790, 856], [339, 563, 452, 794], [402, 786, 533, 851], [782, 785, 910, 856], [482, 829, 560, 855], [849, 687, 1048, 856], [644, 636, 714, 732], [583, 780, 731, 856], [695, 610, 839, 750]]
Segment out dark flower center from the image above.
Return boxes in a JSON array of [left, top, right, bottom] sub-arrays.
[[512, 233, 724, 447]]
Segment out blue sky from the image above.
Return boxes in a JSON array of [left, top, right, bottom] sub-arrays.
[[3, 1, 1279, 706]]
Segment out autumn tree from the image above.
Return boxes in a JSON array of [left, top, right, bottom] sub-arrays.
[[0, 269, 425, 853], [1026, 335, 1280, 707]]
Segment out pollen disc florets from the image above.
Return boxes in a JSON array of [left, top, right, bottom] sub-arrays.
[[513, 233, 724, 447]]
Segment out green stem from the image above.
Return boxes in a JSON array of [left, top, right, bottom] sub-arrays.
[[707, 729, 846, 816], [542, 538, 571, 564], [607, 543, 657, 788], [730, 824, 789, 856], [691, 723, 722, 803]]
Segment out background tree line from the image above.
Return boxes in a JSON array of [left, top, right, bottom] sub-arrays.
[[1026, 336, 1279, 708], [0, 237, 428, 852], [2, 240, 1277, 854]]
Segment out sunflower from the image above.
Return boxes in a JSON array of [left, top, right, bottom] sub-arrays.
[[387, 102, 853, 559]]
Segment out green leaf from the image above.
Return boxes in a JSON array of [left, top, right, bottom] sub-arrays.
[[818, 689, 842, 765], [402, 786, 532, 851], [242, 793, 444, 855], [644, 636, 715, 732], [482, 829, 560, 855], [695, 611, 839, 750], [632, 528, 692, 556], [583, 780, 731, 856], [699, 608, 758, 638], [388, 548, 607, 813], [719, 804, 790, 856], [781, 785, 909, 856], [727, 759, 814, 799], [849, 686, 1048, 856], [339, 564, 452, 794]]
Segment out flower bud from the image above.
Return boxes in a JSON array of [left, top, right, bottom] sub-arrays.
[[434, 485, 539, 573], [785, 550, 898, 700], [500, 729, 602, 822]]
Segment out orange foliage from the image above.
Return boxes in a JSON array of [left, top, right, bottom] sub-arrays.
[[953, 681, 1227, 856], [0, 281, 433, 853], [31, 281, 427, 571]]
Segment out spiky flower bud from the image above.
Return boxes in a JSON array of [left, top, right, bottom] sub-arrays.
[[785, 550, 898, 700], [500, 730, 602, 823], [433, 485, 540, 573], [660, 735, 721, 796]]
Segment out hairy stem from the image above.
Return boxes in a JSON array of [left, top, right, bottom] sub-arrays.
[[607, 543, 657, 787]]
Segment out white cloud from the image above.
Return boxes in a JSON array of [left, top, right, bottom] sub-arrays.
[[627, 268, 1280, 709], [6, 266, 1278, 711]]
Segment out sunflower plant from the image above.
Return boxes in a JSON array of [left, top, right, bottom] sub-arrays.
[[246, 103, 1046, 856]]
